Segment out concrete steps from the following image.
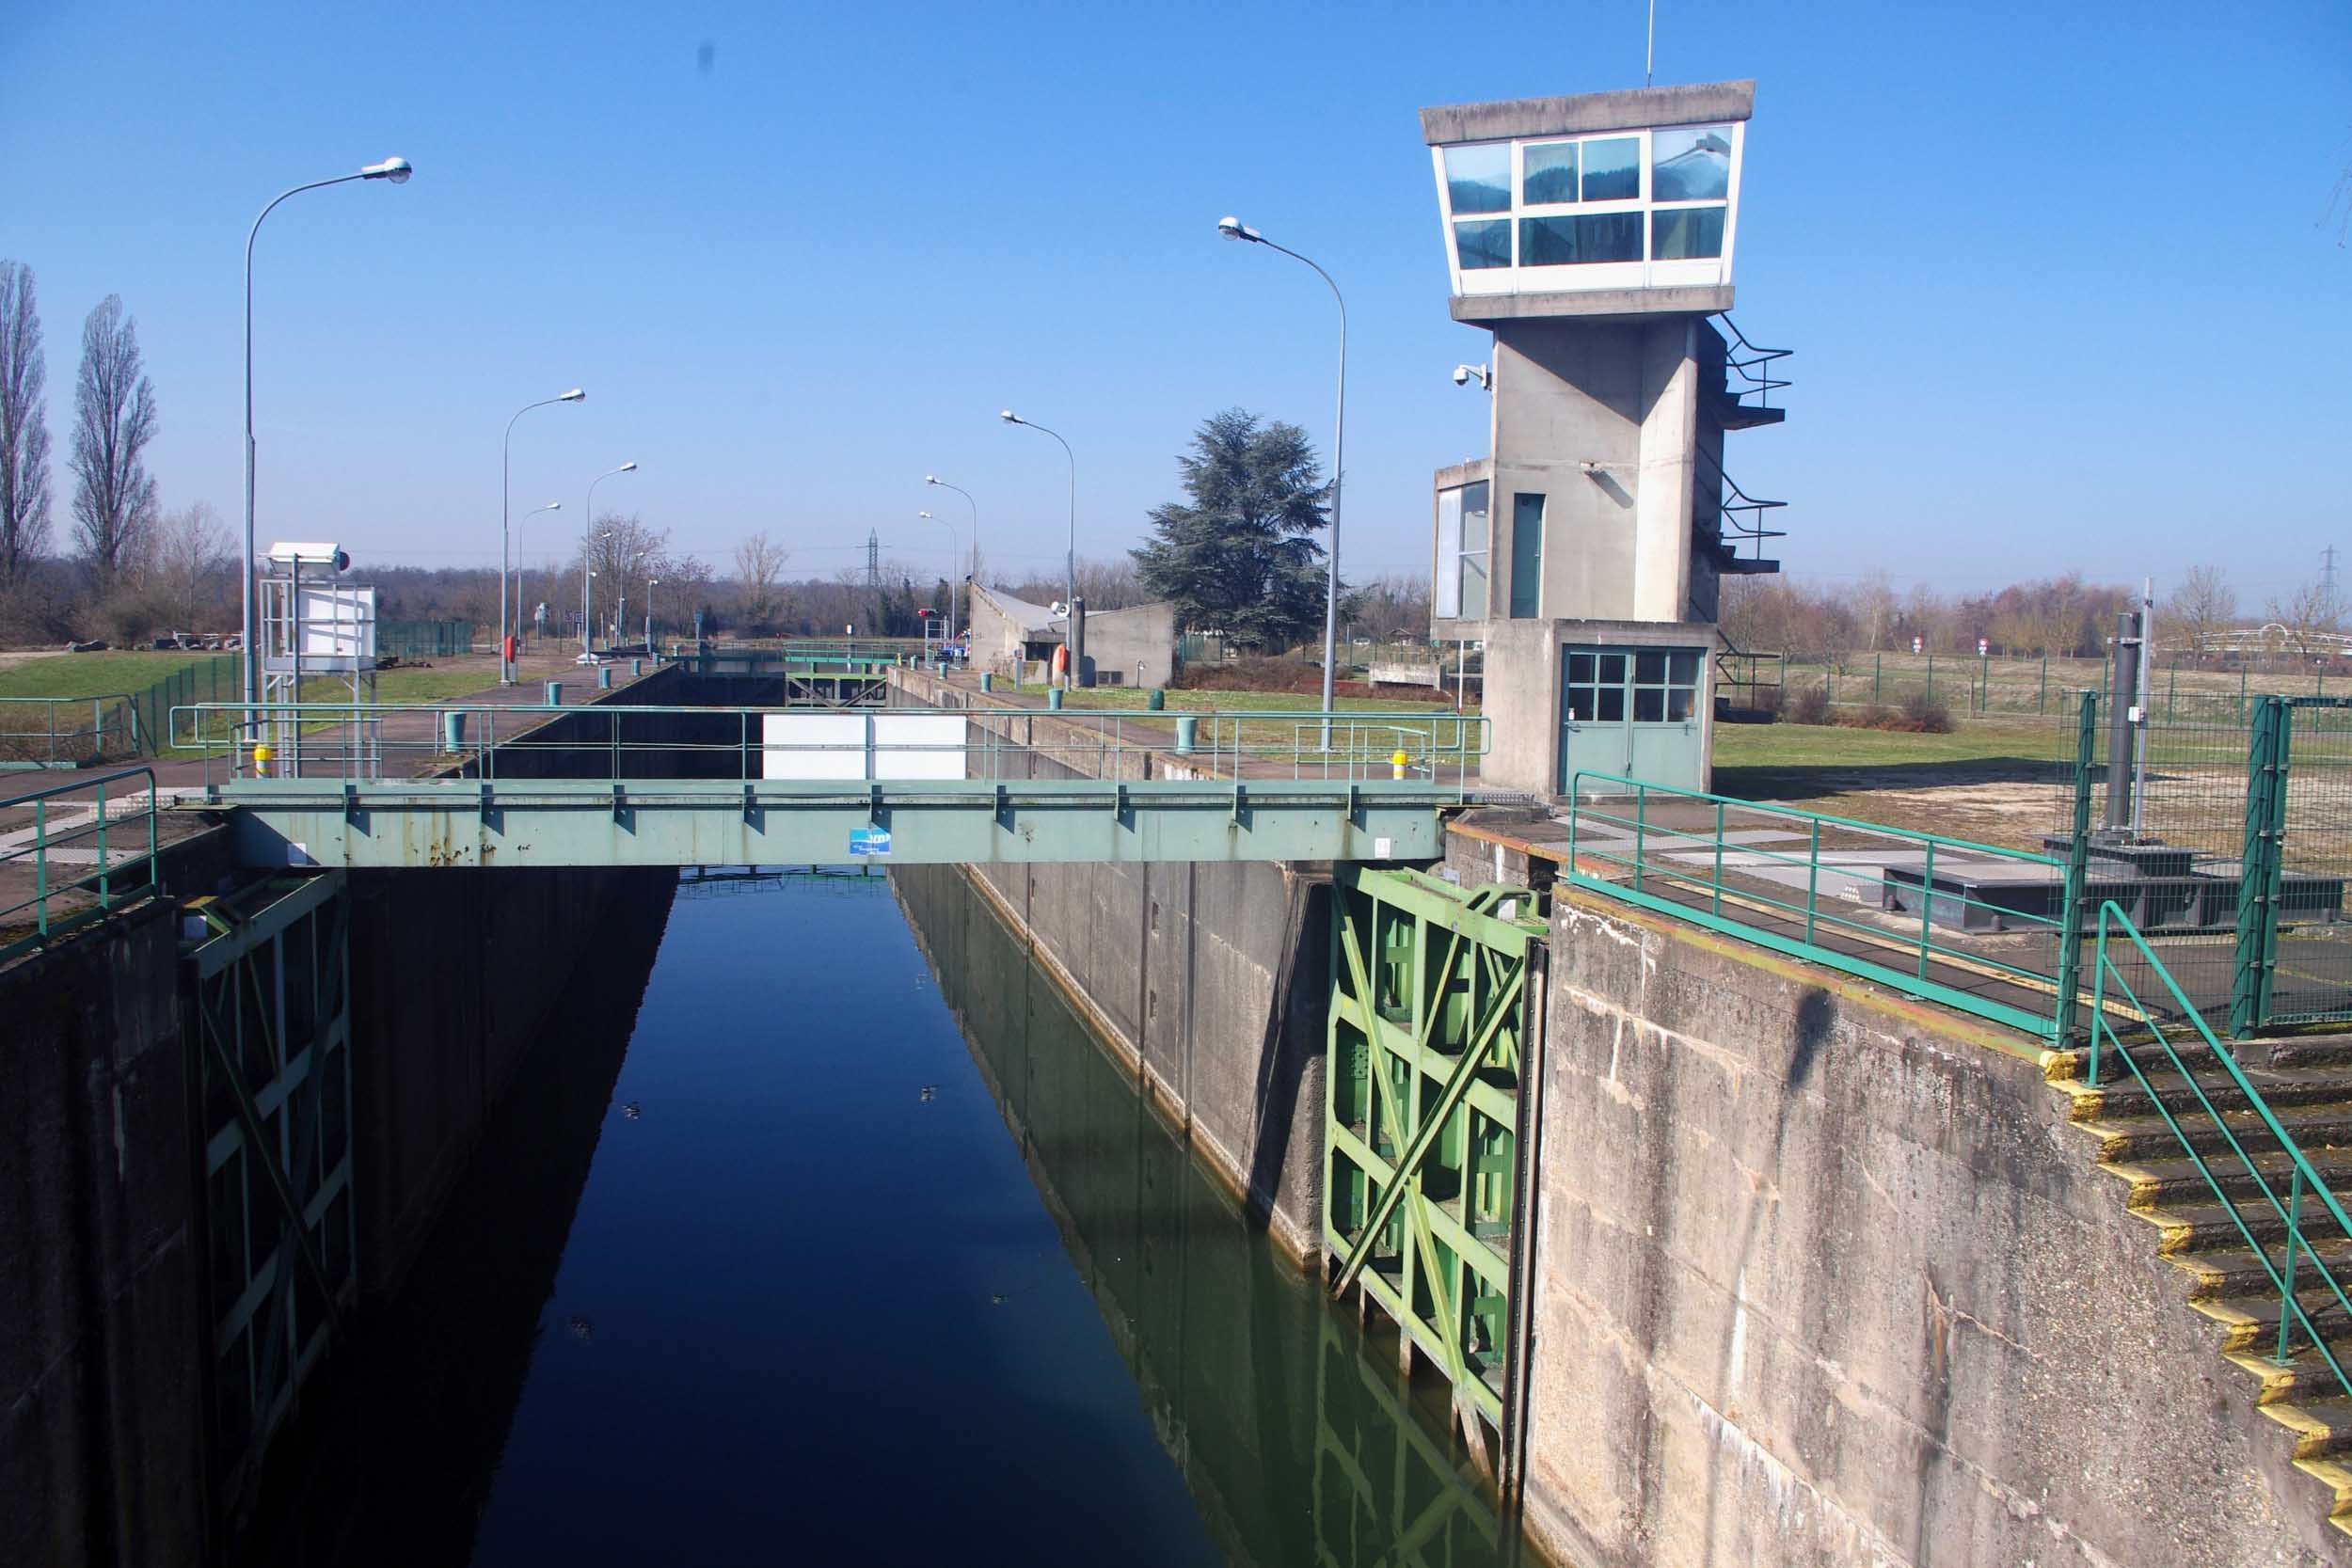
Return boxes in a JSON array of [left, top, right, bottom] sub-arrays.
[[2056, 1030, 2352, 1538]]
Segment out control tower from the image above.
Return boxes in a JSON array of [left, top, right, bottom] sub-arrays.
[[1422, 80, 1788, 797]]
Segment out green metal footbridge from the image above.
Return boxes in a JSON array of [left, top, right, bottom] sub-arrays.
[[169, 700, 1493, 871]]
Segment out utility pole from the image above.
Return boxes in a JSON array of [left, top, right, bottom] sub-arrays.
[[866, 530, 880, 593], [2323, 544, 2340, 607]]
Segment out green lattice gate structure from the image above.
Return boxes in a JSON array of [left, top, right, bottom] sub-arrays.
[[1324, 864, 1546, 1465], [183, 872, 358, 1521]]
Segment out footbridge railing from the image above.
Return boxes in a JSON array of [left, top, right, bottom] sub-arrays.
[[1565, 771, 2080, 1040], [168, 702, 1486, 787]]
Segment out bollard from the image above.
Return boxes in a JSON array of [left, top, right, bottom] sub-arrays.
[[1392, 749, 1408, 781], [1047, 688, 1064, 711], [1175, 715, 1197, 754], [598, 666, 613, 689], [981, 672, 994, 693], [1147, 689, 1165, 711], [632, 658, 644, 677], [546, 681, 564, 705], [442, 712, 466, 751]]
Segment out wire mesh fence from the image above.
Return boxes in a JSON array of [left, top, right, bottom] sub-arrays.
[[1778, 652, 2346, 723], [376, 619, 476, 658]]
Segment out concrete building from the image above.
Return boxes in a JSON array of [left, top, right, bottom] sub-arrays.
[[964, 584, 1179, 689], [1423, 80, 1788, 797]]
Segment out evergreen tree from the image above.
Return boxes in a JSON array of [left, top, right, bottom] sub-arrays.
[[1133, 408, 1329, 651]]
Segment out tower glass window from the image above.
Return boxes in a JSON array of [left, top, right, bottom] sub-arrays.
[[1443, 145, 1512, 214], [1431, 118, 1742, 296], [1435, 481, 1491, 620]]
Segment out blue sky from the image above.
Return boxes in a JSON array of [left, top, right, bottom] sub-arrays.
[[4, 0, 2347, 603]]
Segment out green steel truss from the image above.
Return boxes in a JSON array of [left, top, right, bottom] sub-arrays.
[[182, 872, 357, 1517], [1325, 865, 1546, 1447]]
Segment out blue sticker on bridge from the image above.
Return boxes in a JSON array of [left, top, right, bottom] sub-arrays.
[[849, 828, 892, 857]]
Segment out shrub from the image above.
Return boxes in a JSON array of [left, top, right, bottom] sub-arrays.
[[1787, 683, 1836, 725], [1894, 689, 1957, 733]]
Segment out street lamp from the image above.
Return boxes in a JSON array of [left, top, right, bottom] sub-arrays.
[[918, 510, 958, 640], [1219, 214, 1347, 742], [241, 154, 414, 741], [581, 462, 637, 662], [646, 578, 660, 655], [926, 472, 979, 602], [1000, 410, 1076, 680], [513, 502, 560, 653], [502, 388, 585, 682]]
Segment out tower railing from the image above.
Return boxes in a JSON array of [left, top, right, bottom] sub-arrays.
[[1693, 443, 1788, 564], [1717, 314, 1794, 412]]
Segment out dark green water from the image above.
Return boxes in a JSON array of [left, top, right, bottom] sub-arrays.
[[276, 865, 1530, 1567]]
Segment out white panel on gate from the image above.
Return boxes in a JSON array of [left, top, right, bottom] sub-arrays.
[[872, 714, 967, 781], [761, 713, 868, 780]]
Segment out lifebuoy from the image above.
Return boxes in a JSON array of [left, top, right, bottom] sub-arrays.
[[1052, 644, 1070, 675]]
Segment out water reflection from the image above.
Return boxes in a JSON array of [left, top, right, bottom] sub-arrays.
[[251, 863, 1533, 1568], [894, 865, 1529, 1568]]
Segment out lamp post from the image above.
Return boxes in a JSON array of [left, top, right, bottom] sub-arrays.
[[580, 463, 637, 662], [999, 410, 1076, 681], [514, 501, 559, 654], [502, 388, 584, 682], [645, 578, 660, 655], [918, 510, 958, 640], [1218, 214, 1346, 744], [241, 155, 413, 740], [926, 472, 979, 612]]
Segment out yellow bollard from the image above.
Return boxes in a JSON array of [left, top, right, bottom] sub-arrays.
[[252, 742, 274, 780], [1391, 749, 1408, 781]]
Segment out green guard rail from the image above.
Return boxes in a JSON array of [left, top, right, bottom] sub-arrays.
[[2090, 900, 2352, 1394], [1565, 770, 2079, 1040], [0, 766, 162, 963]]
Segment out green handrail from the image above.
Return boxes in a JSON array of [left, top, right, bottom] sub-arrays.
[[2090, 900, 2352, 1385], [0, 766, 162, 962], [1564, 769, 2076, 1038]]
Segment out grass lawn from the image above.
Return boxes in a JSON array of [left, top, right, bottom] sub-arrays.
[[0, 650, 224, 701], [1713, 715, 2067, 776]]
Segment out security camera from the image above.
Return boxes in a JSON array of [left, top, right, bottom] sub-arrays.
[[1452, 363, 1491, 390], [1452, 365, 1470, 387]]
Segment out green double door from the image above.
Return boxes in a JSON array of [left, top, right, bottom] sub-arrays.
[[1557, 644, 1707, 794]]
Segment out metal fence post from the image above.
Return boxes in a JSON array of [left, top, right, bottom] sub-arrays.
[[1874, 653, 1882, 705], [2040, 655, 2048, 714], [2232, 695, 2290, 1037], [2052, 690, 2099, 1045]]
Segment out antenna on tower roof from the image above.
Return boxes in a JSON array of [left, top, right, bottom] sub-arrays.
[[1645, 0, 1656, 87]]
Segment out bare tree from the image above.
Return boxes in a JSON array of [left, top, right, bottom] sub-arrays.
[[577, 512, 703, 639], [2268, 577, 2344, 660], [70, 295, 158, 592], [0, 261, 51, 585], [731, 530, 790, 626], [2166, 565, 2237, 662], [153, 500, 233, 629]]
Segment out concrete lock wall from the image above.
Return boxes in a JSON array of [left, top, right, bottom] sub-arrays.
[[0, 900, 207, 1568], [342, 864, 677, 1295], [0, 851, 675, 1566], [1517, 880, 2349, 1568]]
